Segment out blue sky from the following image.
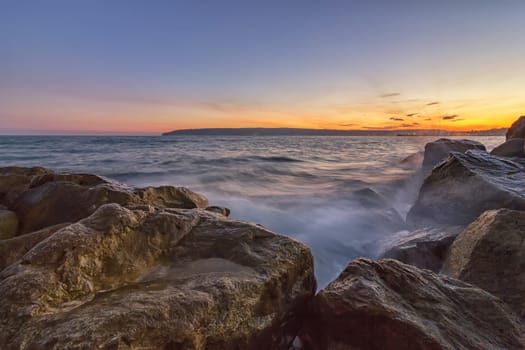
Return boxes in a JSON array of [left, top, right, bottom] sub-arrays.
[[1, 1, 524, 134]]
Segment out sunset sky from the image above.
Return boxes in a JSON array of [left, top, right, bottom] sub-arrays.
[[1, 1, 524, 135]]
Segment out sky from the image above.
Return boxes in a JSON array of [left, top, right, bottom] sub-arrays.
[[1, 0, 524, 135]]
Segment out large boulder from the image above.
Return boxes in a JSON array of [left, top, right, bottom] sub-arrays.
[[422, 138, 486, 172], [442, 209, 525, 318], [506, 116, 525, 140], [0, 203, 315, 349], [379, 226, 463, 272], [0, 167, 208, 234], [0, 210, 18, 239], [491, 138, 525, 158], [407, 150, 525, 227], [300, 258, 525, 350]]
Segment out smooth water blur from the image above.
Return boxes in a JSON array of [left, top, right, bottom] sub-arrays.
[[0, 135, 504, 287]]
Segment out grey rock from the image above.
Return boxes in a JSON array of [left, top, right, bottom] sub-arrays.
[[379, 226, 463, 272], [422, 138, 486, 172], [491, 138, 525, 158], [407, 150, 525, 227]]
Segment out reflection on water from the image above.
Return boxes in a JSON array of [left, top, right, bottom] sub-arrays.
[[0, 135, 504, 287]]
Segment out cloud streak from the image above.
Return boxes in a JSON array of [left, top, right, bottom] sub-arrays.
[[379, 93, 401, 98]]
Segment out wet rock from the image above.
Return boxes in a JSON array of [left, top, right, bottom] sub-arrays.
[[379, 226, 463, 272], [0, 210, 18, 240], [407, 150, 525, 227], [491, 138, 525, 158], [0, 167, 209, 234], [349, 188, 406, 234], [506, 115, 525, 140], [442, 209, 525, 318], [206, 206, 231, 216], [422, 138, 486, 172], [300, 258, 525, 350], [0, 203, 315, 350]]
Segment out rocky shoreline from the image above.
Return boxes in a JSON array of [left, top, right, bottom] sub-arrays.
[[1, 117, 525, 349]]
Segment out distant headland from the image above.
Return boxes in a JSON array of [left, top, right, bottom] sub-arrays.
[[162, 127, 507, 137]]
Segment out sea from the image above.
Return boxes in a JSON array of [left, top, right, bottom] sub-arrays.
[[0, 135, 504, 287]]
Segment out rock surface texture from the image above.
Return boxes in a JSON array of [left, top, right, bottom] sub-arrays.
[[380, 226, 463, 272], [0, 167, 208, 235], [407, 150, 525, 227], [421, 138, 486, 172], [0, 209, 18, 239], [506, 115, 525, 140], [491, 138, 525, 158], [442, 209, 525, 319], [0, 204, 315, 349], [300, 258, 525, 350]]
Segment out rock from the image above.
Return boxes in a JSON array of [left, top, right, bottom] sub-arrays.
[[0, 210, 18, 240], [206, 206, 231, 216], [349, 188, 406, 234], [422, 138, 486, 172], [0, 167, 209, 234], [0, 203, 315, 349], [379, 226, 463, 272], [506, 116, 525, 140], [491, 138, 525, 158], [442, 209, 525, 318], [407, 150, 525, 227], [300, 258, 525, 350], [0, 223, 69, 270]]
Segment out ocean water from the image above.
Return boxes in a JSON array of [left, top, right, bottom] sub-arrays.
[[0, 135, 504, 287]]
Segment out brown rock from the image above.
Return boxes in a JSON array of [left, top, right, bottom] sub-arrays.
[[491, 138, 525, 158], [0, 223, 69, 270], [442, 209, 525, 318], [205, 206, 231, 216], [379, 226, 463, 272], [300, 258, 525, 350], [0, 203, 315, 349], [0, 167, 209, 234], [0, 210, 18, 240], [506, 116, 525, 140], [407, 150, 525, 227]]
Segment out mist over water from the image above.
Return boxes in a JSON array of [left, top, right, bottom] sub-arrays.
[[0, 135, 504, 287]]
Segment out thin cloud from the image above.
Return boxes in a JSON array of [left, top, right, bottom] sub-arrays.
[[390, 117, 404, 121], [379, 93, 401, 98], [362, 126, 397, 130], [443, 115, 458, 120], [427, 101, 440, 106], [406, 113, 418, 117], [339, 123, 357, 127]]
